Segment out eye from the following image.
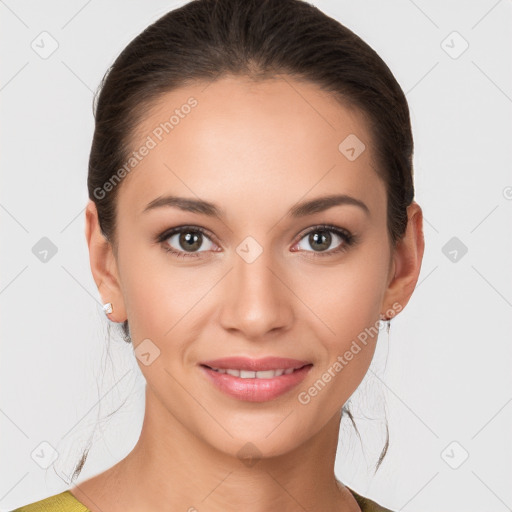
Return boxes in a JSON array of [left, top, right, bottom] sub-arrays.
[[293, 224, 355, 256], [157, 226, 217, 259], [156, 223, 356, 260]]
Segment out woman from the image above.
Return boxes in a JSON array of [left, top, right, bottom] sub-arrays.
[[13, 0, 424, 510]]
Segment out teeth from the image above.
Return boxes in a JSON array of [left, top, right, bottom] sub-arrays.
[[210, 367, 300, 378]]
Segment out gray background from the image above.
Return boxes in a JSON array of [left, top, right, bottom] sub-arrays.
[[1, 1, 511, 511]]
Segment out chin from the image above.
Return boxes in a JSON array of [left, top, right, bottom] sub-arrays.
[[194, 411, 315, 461]]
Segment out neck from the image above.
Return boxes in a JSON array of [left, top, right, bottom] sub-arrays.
[[72, 385, 360, 512]]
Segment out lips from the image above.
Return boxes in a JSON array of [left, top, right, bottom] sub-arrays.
[[199, 356, 313, 402]]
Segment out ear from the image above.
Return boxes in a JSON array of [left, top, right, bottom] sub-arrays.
[[85, 199, 127, 323], [381, 201, 425, 319]]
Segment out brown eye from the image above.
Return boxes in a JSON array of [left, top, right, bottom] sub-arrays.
[[177, 231, 203, 252], [160, 227, 216, 257], [295, 225, 354, 255]]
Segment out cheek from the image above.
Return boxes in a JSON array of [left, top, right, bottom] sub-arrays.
[[292, 243, 390, 403], [116, 239, 218, 348], [291, 254, 389, 413], [116, 238, 175, 341], [292, 247, 389, 345]]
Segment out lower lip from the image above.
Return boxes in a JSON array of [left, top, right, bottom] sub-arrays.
[[199, 364, 313, 402]]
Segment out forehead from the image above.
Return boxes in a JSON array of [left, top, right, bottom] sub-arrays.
[[117, 75, 384, 220]]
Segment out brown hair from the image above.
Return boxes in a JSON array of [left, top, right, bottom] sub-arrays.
[[80, 0, 415, 481]]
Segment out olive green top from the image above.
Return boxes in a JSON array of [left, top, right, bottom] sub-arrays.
[[12, 486, 394, 511]]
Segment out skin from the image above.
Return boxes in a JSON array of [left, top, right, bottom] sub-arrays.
[[74, 75, 424, 512]]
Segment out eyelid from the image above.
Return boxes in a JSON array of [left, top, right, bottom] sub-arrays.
[[156, 225, 216, 245], [295, 223, 353, 242]]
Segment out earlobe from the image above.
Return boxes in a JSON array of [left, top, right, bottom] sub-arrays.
[[85, 199, 127, 322], [382, 201, 425, 319]]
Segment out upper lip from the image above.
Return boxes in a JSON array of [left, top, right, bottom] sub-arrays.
[[200, 356, 312, 372]]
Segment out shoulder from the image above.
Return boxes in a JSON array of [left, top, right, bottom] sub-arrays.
[[10, 491, 89, 512], [346, 486, 396, 512]]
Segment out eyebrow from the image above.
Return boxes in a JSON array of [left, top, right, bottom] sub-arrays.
[[142, 193, 370, 218]]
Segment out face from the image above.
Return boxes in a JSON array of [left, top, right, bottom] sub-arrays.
[[88, 75, 416, 460]]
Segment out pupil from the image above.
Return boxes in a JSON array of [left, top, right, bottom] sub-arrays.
[[310, 230, 331, 251], [180, 232, 201, 251]]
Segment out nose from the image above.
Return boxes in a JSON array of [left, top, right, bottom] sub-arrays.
[[218, 247, 294, 341]]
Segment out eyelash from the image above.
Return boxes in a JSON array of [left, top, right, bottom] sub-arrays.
[[156, 224, 356, 260]]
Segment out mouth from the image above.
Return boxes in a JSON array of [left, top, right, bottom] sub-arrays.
[[198, 357, 313, 402], [200, 364, 310, 379]]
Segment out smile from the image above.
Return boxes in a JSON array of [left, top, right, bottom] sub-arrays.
[[198, 357, 313, 402], [205, 366, 304, 378]]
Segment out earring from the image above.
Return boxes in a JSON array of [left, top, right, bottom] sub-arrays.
[[102, 302, 113, 315], [379, 314, 391, 340], [384, 317, 391, 346]]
